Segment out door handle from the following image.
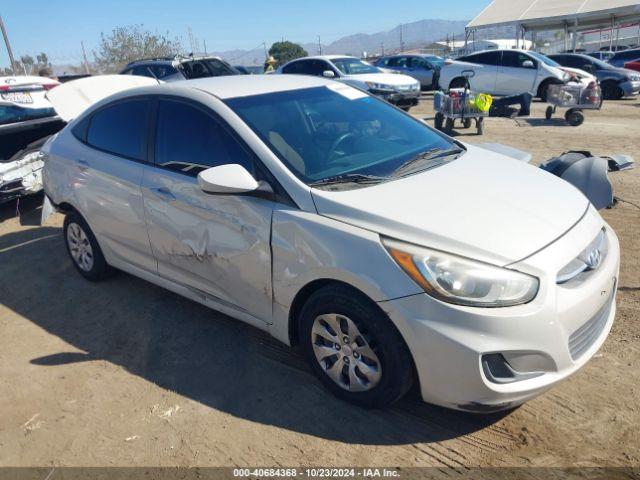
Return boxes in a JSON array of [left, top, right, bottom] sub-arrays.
[[151, 187, 176, 201]]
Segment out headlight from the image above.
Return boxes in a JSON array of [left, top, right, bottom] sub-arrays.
[[365, 81, 395, 92], [383, 238, 539, 307]]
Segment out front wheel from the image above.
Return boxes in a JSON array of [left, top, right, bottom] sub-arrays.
[[299, 285, 414, 408], [545, 105, 554, 120]]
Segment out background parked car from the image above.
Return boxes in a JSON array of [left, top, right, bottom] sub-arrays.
[[608, 48, 640, 68], [374, 54, 442, 90], [278, 55, 421, 111], [549, 53, 640, 99], [624, 60, 640, 73], [120, 55, 240, 81], [440, 49, 570, 100]]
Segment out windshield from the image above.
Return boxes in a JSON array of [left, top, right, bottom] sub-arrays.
[[528, 51, 560, 67], [587, 56, 613, 70], [225, 86, 457, 187], [331, 58, 381, 75], [0, 105, 56, 126]]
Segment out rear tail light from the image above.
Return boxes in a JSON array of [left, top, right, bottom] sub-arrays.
[[42, 83, 60, 91]]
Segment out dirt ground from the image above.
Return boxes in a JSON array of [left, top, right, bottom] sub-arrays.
[[0, 97, 638, 468]]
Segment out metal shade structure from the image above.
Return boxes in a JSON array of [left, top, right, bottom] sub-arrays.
[[468, 0, 640, 31], [466, 0, 640, 51]]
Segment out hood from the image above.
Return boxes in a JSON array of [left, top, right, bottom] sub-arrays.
[[311, 144, 589, 266], [45, 75, 159, 122], [343, 72, 417, 86]]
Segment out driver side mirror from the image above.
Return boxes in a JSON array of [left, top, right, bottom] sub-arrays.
[[198, 164, 259, 194], [322, 70, 335, 78], [522, 60, 535, 69]]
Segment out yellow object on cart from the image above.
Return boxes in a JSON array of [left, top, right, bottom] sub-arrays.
[[472, 93, 493, 112]]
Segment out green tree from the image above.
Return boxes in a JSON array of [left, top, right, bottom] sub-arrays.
[[93, 24, 182, 73], [268, 41, 308, 67], [20, 55, 34, 74]]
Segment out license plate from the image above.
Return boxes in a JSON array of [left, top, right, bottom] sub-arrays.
[[1, 92, 33, 104]]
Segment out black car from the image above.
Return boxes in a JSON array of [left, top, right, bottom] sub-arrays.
[[120, 55, 240, 82], [549, 53, 640, 100]]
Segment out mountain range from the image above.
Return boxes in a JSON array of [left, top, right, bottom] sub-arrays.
[[215, 18, 470, 66]]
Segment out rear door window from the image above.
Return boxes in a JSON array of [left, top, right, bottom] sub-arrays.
[[154, 99, 254, 176], [86, 99, 150, 161], [465, 51, 501, 66]]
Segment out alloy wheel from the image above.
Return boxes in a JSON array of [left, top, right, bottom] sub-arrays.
[[311, 313, 382, 392], [66, 222, 94, 272]]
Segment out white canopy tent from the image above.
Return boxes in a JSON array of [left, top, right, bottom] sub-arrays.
[[466, 0, 640, 51]]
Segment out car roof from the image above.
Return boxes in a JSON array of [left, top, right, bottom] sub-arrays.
[[163, 74, 336, 99], [297, 55, 356, 61]]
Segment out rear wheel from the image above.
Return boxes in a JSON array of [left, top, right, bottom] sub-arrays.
[[299, 285, 414, 408], [64, 211, 113, 281], [444, 118, 454, 132], [449, 77, 466, 90]]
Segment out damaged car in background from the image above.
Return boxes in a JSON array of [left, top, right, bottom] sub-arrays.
[[41, 75, 620, 412], [1, 75, 63, 203]]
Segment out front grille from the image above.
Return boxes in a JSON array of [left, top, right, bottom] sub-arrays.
[[568, 287, 615, 361]]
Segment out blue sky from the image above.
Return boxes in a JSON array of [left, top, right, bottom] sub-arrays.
[[0, 0, 485, 67]]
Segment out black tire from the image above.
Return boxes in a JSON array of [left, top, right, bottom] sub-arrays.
[[63, 211, 113, 281], [463, 118, 472, 129], [444, 118, 454, 132], [400, 106, 411, 112], [602, 81, 623, 100], [449, 77, 466, 90], [476, 117, 484, 135], [434, 112, 444, 130], [298, 285, 414, 408], [565, 109, 584, 126], [538, 79, 560, 102], [545, 105, 554, 120]]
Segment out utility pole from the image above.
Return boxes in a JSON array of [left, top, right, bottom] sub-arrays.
[[399, 23, 404, 52], [80, 41, 90, 74], [0, 15, 17, 73], [203, 39, 207, 54], [380, 42, 384, 56], [318, 36, 322, 55]]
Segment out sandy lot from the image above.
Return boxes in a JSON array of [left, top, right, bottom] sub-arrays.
[[0, 97, 638, 468]]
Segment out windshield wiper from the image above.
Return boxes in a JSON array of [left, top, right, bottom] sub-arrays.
[[392, 147, 463, 177], [309, 173, 387, 187]]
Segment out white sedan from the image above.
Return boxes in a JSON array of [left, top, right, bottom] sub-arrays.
[[278, 55, 421, 111], [42, 74, 618, 411]]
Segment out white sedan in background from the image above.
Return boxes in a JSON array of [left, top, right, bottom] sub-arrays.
[[439, 49, 585, 100], [278, 55, 421, 111]]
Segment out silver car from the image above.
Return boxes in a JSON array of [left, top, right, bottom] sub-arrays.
[[43, 75, 618, 411]]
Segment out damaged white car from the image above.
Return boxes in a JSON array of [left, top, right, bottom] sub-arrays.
[[42, 75, 619, 412], [1, 75, 62, 203]]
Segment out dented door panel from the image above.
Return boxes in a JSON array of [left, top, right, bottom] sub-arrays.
[[142, 166, 274, 323]]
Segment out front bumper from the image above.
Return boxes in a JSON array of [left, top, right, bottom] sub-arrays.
[[381, 212, 620, 412], [372, 89, 421, 107], [620, 80, 640, 96]]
